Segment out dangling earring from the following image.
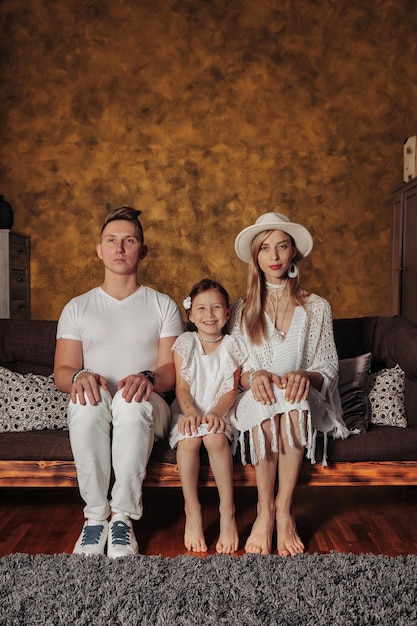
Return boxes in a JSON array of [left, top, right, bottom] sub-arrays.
[[288, 262, 298, 278]]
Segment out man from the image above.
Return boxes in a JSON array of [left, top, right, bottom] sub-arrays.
[[54, 207, 184, 557]]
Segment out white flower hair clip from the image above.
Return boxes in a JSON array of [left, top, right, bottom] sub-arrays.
[[183, 296, 192, 310]]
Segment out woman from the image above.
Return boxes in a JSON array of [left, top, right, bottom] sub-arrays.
[[230, 212, 350, 557]]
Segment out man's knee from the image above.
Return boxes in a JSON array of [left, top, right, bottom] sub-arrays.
[[68, 387, 113, 429], [112, 389, 154, 425]]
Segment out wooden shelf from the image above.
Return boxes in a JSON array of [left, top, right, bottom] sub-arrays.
[[0, 230, 30, 319]]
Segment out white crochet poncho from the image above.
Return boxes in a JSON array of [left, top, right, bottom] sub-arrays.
[[229, 294, 351, 465]]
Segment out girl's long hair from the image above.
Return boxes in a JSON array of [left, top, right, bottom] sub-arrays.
[[242, 230, 309, 344]]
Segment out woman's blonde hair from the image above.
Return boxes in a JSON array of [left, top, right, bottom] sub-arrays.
[[242, 230, 309, 344]]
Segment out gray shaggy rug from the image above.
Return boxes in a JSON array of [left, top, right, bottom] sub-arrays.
[[0, 551, 416, 625]]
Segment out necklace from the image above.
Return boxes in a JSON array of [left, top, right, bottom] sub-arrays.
[[197, 333, 224, 343], [267, 287, 290, 341], [265, 280, 287, 291]]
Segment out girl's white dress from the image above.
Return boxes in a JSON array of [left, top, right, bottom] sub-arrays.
[[169, 332, 248, 449], [229, 294, 352, 466]]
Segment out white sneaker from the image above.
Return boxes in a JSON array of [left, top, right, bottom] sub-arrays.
[[107, 514, 139, 558], [73, 519, 108, 556]]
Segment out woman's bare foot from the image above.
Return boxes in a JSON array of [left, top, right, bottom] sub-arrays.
[[184, 510, 208, 552], [276, 513, 304, 557], [216, 512, 239, 554], [244, 510, 275, 555]]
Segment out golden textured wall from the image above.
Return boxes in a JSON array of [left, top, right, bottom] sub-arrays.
[[2, 0, 417, 320]]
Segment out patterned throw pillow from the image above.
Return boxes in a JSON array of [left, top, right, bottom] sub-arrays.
[[0, 366, 69, 432], [367, 364, 407, 428]]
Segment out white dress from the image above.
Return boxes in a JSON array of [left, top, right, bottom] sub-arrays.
[[229, 295, 351, 466], [169, 332, 248, 449]]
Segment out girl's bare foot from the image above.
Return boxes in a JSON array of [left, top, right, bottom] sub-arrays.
[[244, 510, 275, 555], [276, 513, 304, 557], [184, 510, 208, 552], [216, 512, 239, 554]]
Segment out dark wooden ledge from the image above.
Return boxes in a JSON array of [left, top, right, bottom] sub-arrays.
[[1, 459, 417, 488]]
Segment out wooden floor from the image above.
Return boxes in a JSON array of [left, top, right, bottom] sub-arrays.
[[1, 485, 416, 558]]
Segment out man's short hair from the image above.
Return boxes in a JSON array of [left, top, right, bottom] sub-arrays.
[[101, 207, 144, 242]]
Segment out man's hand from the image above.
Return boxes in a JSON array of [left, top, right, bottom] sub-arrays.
[[71, 371, 107, 405], [117, 373, 154, 403]]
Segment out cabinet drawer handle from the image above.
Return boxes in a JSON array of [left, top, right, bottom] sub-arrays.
[[16, 277, 23, 283]]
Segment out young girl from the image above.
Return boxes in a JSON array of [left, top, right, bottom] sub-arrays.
[[169, 278, 247, 554]]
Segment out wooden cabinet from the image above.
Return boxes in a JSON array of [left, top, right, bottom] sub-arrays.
[[0, 230, 30, 319], [390, 179, 417, 323]]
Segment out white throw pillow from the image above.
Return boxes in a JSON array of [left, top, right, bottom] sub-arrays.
[[0, 366, 69, 432], [367, 364, 407, 428]]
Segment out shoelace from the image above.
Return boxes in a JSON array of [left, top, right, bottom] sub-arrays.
[[81, 524, 104, 546], [111, 520, 131, 546]]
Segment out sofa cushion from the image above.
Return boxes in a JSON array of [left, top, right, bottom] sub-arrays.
[[367, 364, 406, 428], [381, 316, 417, 380], [0, 431, 179, 463], [0, 429, 73, 461], [0, 367, 69, 432], [338, 353, 371, 433], [0, 319, 57, 376], [326, 424, 417, 462], [333, 317, 376, 361]]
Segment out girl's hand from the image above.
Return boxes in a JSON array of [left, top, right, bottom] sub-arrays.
[[202, 411, 226, 433], [178, 412, 202, 436], [280, 370, 310, 403], [249, 370, 281, 405]]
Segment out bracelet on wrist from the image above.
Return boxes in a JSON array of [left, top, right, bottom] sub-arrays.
[[248, 371, 256, 384], [72, 368, 93, 383]]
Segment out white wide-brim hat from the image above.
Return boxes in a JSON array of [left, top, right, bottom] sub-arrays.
[[234, 212, 313, 263]]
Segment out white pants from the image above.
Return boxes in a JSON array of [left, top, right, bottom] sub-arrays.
[[68, 388, 171, 521]]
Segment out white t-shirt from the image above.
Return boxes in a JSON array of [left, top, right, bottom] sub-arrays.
[[57, 285, 184, 394]]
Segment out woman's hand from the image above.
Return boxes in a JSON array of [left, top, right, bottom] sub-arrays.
[[280, 370, 310, 403], [249, 369, 311, 405], [249, 370, 281, 405]]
